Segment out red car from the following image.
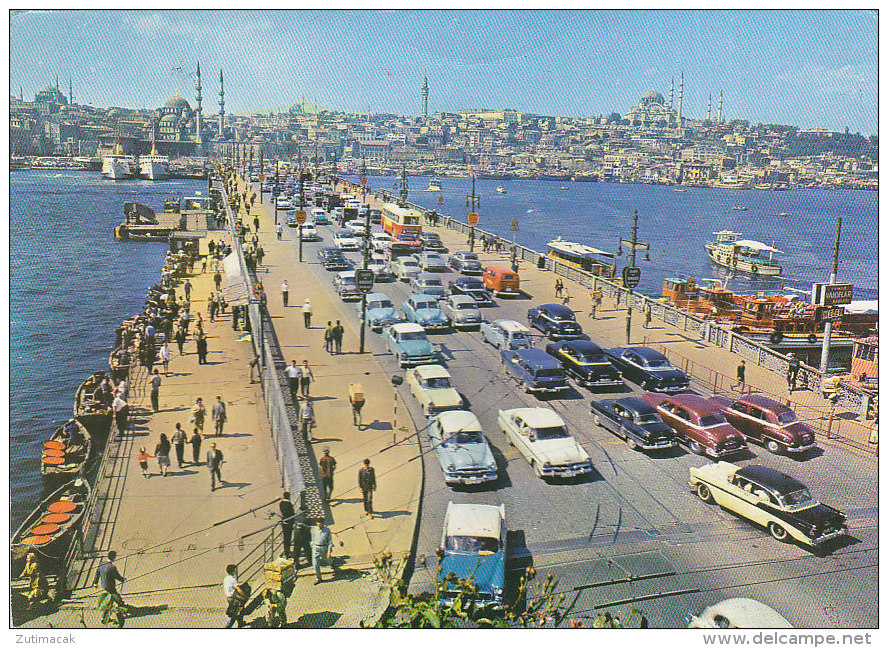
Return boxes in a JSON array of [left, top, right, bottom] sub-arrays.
[[642, 393, 747, 458], [708, 394, 817, 455]]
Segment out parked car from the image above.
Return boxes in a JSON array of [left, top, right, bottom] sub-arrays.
[[385, 323, 438, 367], [402, 293, 450, 330], [367, 259, 395, 282], [497, 407, 591, 478], [604, 346, 690, 393], [286, 210, 300, 227], [545, 340, 623, 389], [390, 256, 422, 281], [275, 196, 292, 209], [448, 276, 494, 306], [311, 207, 329, 224], [688, 598, 792, 629], [411, 273, 447, 298], [390, 231, 423, 253], [527, 303, 584, 340], [440, 295, 484, 329], [448, 251, 483, 275], [344, 219, 367, 236], [429, 412, 498, 486], [332, 229, 360, 251], [439, 503, 506, 609], [709, 394, 817, 455], [480, 319, 532, 351], [317, 247, 351, 271], [298, 222, 319, 241], [362, 292, 403, 331], [689, 462, 847, 546], [416, 251, 449, 272], [589, 397, 676, 451], [406, 364, 463, 416], [643, 392, 747, 458], [369, 209, 382, 224], [371, 232, 392, 253], [501, 348, 569, 394], [483, 266, 520, 297], [333, 271, 361, 301], [420, 232, 448, 253]]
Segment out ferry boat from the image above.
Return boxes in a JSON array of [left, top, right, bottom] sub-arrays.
[[10, 155, 30, 170], [841, 335, 878, 395], [732, 205, 748, 211], [425, 179, 442, 192], [139, 140, 170, 180], [547, 238, 615, 278], [101, 143, 136, 180], [496, 186, 506, 194], [705, 230, 783, 277]]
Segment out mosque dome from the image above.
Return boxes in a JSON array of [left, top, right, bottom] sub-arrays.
[[164, 94, 192, 112], [640, 90, 665, 105]]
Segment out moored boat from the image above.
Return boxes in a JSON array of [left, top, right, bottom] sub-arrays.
[[41, 419, 92, 486], [425, 179, 442, 192], [74, 371, 114, 436], [547, 237, 616, 278], [705, 230, 783, 277], [496, 186, 506, 194]]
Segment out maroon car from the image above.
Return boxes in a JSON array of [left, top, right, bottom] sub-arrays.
[[642, 393, 747, 458], [709, 394, 817, 455]]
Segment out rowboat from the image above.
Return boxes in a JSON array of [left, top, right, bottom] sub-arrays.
[[74, 371, 113, 436], [40, 419, 92, 486], [11, 479, 91, 571]]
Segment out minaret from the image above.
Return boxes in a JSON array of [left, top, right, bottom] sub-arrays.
[[718, 91, 723, 123], [218, 69, 225, 139], [421, 74, 429, 119], [677, 72, 684, 125], [669, 77, 674, 108], [68, 78, 73, 105], [707, 92, 712, 122], [195, 63, 203, 147]]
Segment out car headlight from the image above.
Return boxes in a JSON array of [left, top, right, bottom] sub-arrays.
[[543, 461, 552, 469], [446, 464, 455, 472]]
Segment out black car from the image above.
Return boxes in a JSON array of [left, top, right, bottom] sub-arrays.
[[369, 209, 382, 224], [420, 232, 448, 253], [317, 247, 351, 271], [545, 340, 623, 389], [527, 304, 584, 340], [604, 346, 690, 393], [589, 397, 676, 451], [448, 276, 494, 306], [448, 251, 483, 275]]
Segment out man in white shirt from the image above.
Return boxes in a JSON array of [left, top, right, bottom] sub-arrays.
[[222, 564, 245, 628], [112, 394, 128, 435], [159, 342, 171, 376], [298, 360, 314, 397], [281, 280, 290, 307], [285, 360, 300, 401]]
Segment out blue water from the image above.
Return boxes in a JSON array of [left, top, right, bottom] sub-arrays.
[[9, 170, 206, 530], [348, 175, 878, 300]]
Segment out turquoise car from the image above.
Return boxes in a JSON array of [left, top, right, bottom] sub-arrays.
[[440, 502, 506, 610], [385, 323, 439, 367], [362, 292, 403, 331], [429, 411, 497, 486], [402, 294, 450, 331]]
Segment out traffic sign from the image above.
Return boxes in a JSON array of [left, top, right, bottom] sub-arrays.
[[816, 306, 845, 324], [259, 174, 265, 182], [272, 186, 281, 196], [293, 210, 307, 225], [355, 269, 375, 293], [361, 176, 367, 186], [467, 212, 479, 227], [622, 266, 641, 289]]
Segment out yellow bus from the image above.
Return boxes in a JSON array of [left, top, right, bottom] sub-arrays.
[[547, 238, 615, 277], [381, 202, 423, 237]]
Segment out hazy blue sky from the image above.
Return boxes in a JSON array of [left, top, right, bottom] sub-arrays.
[[10, 10, 878, 134]]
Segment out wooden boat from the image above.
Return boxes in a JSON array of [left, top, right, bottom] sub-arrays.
[[11, 478, 91, 571], [41, 419, 92, 485], [74, 371, 113, 435], [109, 347, 133, 382]]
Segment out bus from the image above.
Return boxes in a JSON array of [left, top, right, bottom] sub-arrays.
[[547, 238, 615, 277], [381, 202, 423, 237]]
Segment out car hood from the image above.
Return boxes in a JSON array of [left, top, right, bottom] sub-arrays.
[[415, 308, 448, 322], [532, 438, 589, 464], [439, 441, 494, 468], [637, 421, 675, 440], [426, 388, 463, 408], [441, 551, 505, 595], [369, 307, 399, 321], [397, 340, 435, 354]]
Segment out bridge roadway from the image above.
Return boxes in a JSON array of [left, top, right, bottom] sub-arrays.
[[252, 181, 876, 628]]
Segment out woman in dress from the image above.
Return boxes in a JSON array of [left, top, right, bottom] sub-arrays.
[[155, 433, 171, 477]]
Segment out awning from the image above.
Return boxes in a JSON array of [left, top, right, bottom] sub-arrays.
[[222, 253, 250, 306], [734, 240, 783, 254]]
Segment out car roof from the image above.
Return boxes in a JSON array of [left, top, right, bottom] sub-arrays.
[[737, 394, 789, 413], [540, 303, 574, 315], [437, 410, 482, 432], [366, 292, 390, 301], [608, 396, 657, 414], [415, 364, 451, 378], [629, 346, 668, 361], [562, 339, 604, 354], [663, 393, 721, 415], [337, 270, 356, 278], [736, 465, 806, 494], [456, 276, 483, 284], [392, 322, 424, 333], [417, 272, 441, 280], [449, 295, 476, 304], [411, 293, 438, 303], [445, 502, 503, 538], [455, 251, 478, 258], [514, 348, 561, 366], [336, 229, 355, 235], [495, 319, 529, 332]]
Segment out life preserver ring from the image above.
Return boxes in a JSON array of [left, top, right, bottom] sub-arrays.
[[807, 333, 817, 344], [770, 331, 784, 344], [751, 264, 758, 274]]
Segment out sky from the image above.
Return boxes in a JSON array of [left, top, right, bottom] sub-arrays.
[[9, 9, 879, 135]]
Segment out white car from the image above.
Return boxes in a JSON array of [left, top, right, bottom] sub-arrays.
[[311, 207, 329, 223], [480, 319, 532, 350], [333, 270, 361, 301], [391, 256, 422, 281], [276, 196, 292, 209], [371, 232, 392, 253], [333, 229, 360, 250], [429, 412, 498, 486], [345, 219, 367, 236], [497, 407, 592, 479], [406, 364, 463, 416], [298, 222, 319, 241]]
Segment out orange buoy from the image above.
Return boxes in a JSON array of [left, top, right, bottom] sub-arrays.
[[44, 440, 66, 450], [21, 535, 53, 546], [42, 456, 65, 466], [31, 523, 61, 536], [42, 448, 65, 458], [48, 501, 77, 514], [42, 513, 71, 524]]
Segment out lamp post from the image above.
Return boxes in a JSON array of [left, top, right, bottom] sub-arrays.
[[258, 150, 264, 204], [616, 209, 651, 345], [391, 374, 404, 444], [359, 155, 371, 354], [466, 175, 480, 253], [297, 161, 306, 263], [819, 216, 842, 374], [273, 159, 279, 225]]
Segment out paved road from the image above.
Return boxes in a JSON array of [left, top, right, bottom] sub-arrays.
[[272, 200, 877, 628]]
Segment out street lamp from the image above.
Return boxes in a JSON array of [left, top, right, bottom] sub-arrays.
[[466, 175, 480, 252], [359, 155, 371, 354], [297, 160, 306, 263], [616, 209, 651, 345], [391, 374, 404, 444]]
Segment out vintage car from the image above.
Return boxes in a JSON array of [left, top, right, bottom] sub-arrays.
[[428, 411, 498, 486], [483, 266, 520, 297], [448, 276, 495, 306], [527, 303, 584, 340], [275, 196, 292, 209], [332, 229, 360, 251], [402, 293, 450, 330], [406, 364, 463, 416], [688, 598, 792, 628], [369, 209, 382, 224], [371, 232, 392, 253], [362, 292, 403, 331], [643, 392, 747, 458], [298, 222, 320, 241], [411, 272, 448, 298], [385, 322, 438, 367], [589, 397, 676, 451], [416, 251, 449, 272], [604, 346, 690, 393], [545, 340, 623, 389], [286, 210, 301, 227], [497, 407, 591, 478], [367, 259, 395, 282], [317, 247, 351, 271], [501, 348, 568, 394], [480, 319, 532, 351], [333, 270, 361, 301], [310, 207, 329, 224], [344, 219, 367, 236], [390, 256, 422, 281], [440, 502, 506, 609], [390, 231, 423, 254], [709, 394, 817, 455], [689, 462, 847, 547], [420, 232, 448, 253], [440, 295, 484, 329], [448, 251, 483, 274]]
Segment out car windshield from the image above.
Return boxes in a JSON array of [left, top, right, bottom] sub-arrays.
[[699, 413, 727, 427], [637, 413, 660, 424], [403, 260, 420, 268], [370, 300, 393, 310], [534, 425, 569, 439], [462, 253, 479, 261], [776, 410, 799, 425], [456, 302, 477, 310], [340, 278, 356, 286], [451, 430, 483, 444], [423, 377, 451, 389], [535, 369, 563, 377], [424, 278, 443, 287], [399, 331, 425, 341], [445, 535, 500, 554], [779, 488, 814, 509], [553, 312, 575, 321], [415, 299, 438, 309], [577, 352, 605, 362]]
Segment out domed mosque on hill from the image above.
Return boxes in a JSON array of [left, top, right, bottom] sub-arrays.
[[627, 87, 679, 127]]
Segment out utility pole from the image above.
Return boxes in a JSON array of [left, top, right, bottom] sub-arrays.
[[399, 164, 409, 206], [297, 159, 305, 263], [466, 175, 480, 252], [617, 209, 651, 345], [274, 159, 279, 225], [819, 216, 842, 373], [359, 154, 371, 353], [258, 150, 264, 204]]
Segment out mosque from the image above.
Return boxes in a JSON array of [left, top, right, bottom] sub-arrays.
[[625, 74, 724, 127]]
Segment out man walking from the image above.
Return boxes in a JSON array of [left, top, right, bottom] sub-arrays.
[[333, 320, 344, 354], [93, 550, 128, 611], [279, 492, 295, 559], [149, 369, 162, 412], [206, 442, 224, 492], [319, 448, 336, 502], [323, 321, 335, 354], [184, 279, 193, 301], [171, 422, 187, 468], [358, 458, 376, 518], [189, 427, 202, 465], [554, 277, 564, 299], [787, 353, 800, 392], [310, 520, 333, 584], [281, 280, 290, 307], [293, 506, 312, 569], [196, 332, 208, 365], [299, 397, 315, 442], [302, 298, 313, 328], [192, 397, 207, 433], [214, 271, 223, 292], [174, 325, 187, 355], [113, 392, 128, 435], [159, 342, 171, 376], [286, 360, 300, 402], [733, 360, 746, 392], [299, 359, 314, 397], [222, 564, 248, 629], [212, 395, 227, 436]]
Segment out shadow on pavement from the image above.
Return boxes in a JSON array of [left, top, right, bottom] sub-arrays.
[[293, 610, 342, 628], [127, 603, 169, 619]]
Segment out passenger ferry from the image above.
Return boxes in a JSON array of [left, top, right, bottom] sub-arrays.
[[101, 142, 136, 180], [425, 179, 442, 192], [547, 238, 615, 278], [496, 186, 506, 194], [705, 230, 783, 277], [380, 202, 423, 237]]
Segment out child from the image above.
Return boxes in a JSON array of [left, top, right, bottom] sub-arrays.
[[137, 446, 154, 478]]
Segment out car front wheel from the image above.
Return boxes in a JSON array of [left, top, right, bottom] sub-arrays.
[[689, 440, 703, 455], [769, 522, 789, 542], [765, 439, 782, 454], [696, 483, 714, 503], [593, 415, 601, 427]]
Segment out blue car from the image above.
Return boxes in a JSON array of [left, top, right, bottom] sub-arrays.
[[440, 502, 506, 610], [402, 293, 450, 331], [385, 323, 439, 367], [501, 348, 569, 394], [362, 292, 403, 331], [527, 303, 584, 340]]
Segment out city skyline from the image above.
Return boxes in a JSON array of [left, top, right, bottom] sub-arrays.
[[10, 9, 878, 135]]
